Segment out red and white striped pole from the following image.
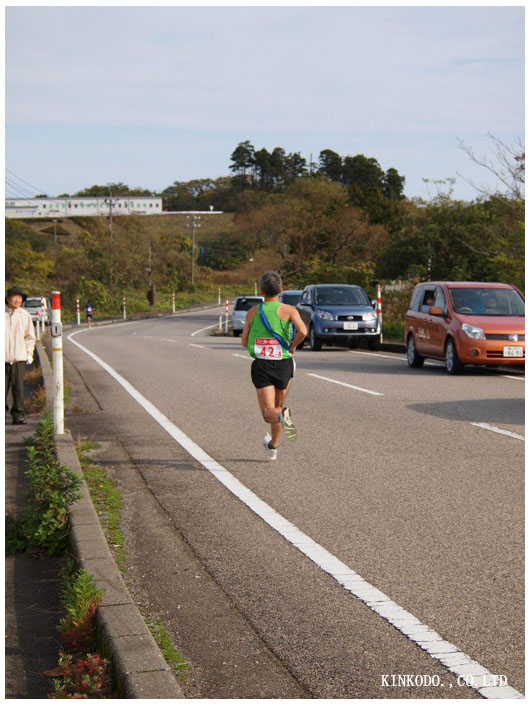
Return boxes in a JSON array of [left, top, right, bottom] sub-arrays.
[[76, 297, 81, 326], [51, 290, 64, 434], [41, 295, 47, 328], [224, 296, 229, 334], [218, 287, 221, 306], [376, 284, 383, 343], [123, 295, 127, 320]]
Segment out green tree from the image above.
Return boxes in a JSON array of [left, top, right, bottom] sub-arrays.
[[234, 178, 387, 280], [318, 149, 343, 182], [375, 195, 524, 289]]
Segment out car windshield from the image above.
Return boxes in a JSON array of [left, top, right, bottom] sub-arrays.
[[314, 287, 369, 306], [234, 297, 262, 311], [24, 298, 41, 308], [449, 287, 525, 316], [281, 293, 301, 305]]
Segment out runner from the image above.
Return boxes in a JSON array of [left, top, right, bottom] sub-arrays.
[[85, 300, 94, 327], [241, 271, 307, 460]]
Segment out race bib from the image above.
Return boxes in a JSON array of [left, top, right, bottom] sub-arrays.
[[254, 337, 282, 360]]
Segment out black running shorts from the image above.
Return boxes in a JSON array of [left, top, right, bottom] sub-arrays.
[[251, 356, 295, 390]]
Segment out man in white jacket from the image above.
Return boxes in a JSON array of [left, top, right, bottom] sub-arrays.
[[5, 286, 36, 424]]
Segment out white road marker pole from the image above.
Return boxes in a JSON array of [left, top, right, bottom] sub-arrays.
[[50, 290, 64, 434]]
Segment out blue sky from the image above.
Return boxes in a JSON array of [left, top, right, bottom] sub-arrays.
[[5, 5, 525, 201]]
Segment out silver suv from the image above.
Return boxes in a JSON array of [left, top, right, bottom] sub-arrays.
[[231, 295, 264, 336], [23, 296, 50, 325]]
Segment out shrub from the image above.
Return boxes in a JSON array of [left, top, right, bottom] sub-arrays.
[[5, 415, 82, 555]]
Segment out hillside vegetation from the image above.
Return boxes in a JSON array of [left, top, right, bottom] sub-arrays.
[[6, 138, 524, 330]]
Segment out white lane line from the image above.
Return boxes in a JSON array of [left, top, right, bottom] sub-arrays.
[[307, 373, 384, 397], [67, 327, 521, 699], [349, 350, 444, 366], [233, 353, 250, 360], [502, 375, 525, 381], [142, 335, 178, 343], [470, 423, 524, 441], [190, 343, 205, 349], [191, 322, 220, 337], [350, 350, 404, 361]]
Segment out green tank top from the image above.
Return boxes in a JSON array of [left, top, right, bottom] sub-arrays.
[[248, 301, 292, 360]]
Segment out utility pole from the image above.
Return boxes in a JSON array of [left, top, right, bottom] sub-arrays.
[[104, 188, 119, 290], [186, 214, 201, 285], [53, 218, 58, 244], [146, 239, 152, 287]]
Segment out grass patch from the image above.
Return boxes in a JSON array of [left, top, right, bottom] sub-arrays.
[[76, 444, 126, 572], [145, 617, 188, 681], [382, 319, 405, 341]]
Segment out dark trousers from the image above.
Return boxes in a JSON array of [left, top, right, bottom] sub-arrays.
[[5, 361, 27, 420]]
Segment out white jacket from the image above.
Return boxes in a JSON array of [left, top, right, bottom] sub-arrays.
[[5, 305, 36, 364]]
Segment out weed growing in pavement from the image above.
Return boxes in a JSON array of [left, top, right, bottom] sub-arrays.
[[6, 414, 82, 555], [23, 365, 46, 414], [48, 652, 114, 699], [145, 617, 188, 681], [47, 559, 116, 698], [58, 558, 105, 654], [76, 442, 126, 572]]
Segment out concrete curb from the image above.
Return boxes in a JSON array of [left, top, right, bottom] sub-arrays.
[[36, 341, 184, 699]]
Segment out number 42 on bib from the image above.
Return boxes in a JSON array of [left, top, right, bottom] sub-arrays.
[[255, 337, 283, 359]]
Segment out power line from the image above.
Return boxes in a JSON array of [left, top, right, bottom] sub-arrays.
[[5, 167, 48, 196], [5, 178, 36, 199]]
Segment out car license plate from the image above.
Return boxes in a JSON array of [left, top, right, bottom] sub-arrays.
[[343, 322, 358, 331], [503, 346, 523, 357]]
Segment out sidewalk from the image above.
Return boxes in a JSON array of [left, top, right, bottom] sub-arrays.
[[5, 342, 185, 699], [5, 413, 63, 698]]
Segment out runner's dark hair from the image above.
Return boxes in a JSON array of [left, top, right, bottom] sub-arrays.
[[260, 271, 282, 297]]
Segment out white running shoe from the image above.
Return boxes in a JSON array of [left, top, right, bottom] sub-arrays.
[[263, 433, 278, 461], [279, 407, 297, 442]]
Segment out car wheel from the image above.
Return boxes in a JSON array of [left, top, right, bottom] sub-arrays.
[[445, 337, 464, 374], [309, 325, 322, 351], [406, 335, 425, 368], [367, 335, 381, 351]]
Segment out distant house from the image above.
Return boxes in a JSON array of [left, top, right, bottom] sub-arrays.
[[5, 196, 163, 219]]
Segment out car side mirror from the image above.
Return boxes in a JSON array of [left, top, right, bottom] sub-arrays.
[[429, 306, 443, 316], [371, 299, 377, 309]]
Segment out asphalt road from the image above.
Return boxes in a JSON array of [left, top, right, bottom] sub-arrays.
[[62, 305, 524, 699]]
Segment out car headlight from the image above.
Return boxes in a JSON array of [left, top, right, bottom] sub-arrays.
[[462, 323, 486, 340], [362, 311, 377, 321], [316, 309, 334, 320]]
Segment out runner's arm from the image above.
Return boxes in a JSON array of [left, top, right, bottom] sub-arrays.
[[288, 306, 307, 353]]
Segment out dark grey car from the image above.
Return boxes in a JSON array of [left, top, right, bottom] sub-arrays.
[[296, 284, 381, 350]]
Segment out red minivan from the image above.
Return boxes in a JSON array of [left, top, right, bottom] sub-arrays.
[[405, 281, 525, 374]]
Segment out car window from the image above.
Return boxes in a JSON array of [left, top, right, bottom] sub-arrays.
[[300, 290, 310, 304], [24, 298, 42, 308], [280, 293, 301, 306], [234, 297, 262, 312], [420, 289, 436, 313], [314, 287, 369, 306], [433, 287, 447, 312], [449, 287, 524, 316]]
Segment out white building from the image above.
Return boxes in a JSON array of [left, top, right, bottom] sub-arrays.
[[5, 196, 162, 219]]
